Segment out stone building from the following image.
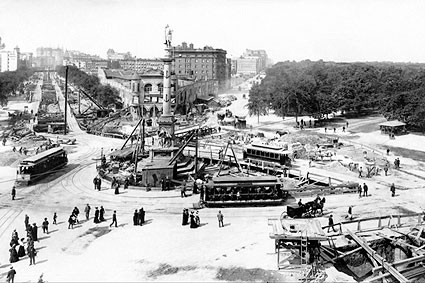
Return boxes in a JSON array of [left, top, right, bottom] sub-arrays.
[[173, 42, 230, 92]]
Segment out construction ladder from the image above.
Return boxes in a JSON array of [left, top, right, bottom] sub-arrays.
[[300, 230, 309, 265]]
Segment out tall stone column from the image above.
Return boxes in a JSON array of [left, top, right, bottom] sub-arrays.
[[157, 26, 175, 146]]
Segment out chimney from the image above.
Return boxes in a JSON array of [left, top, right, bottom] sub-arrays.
[[189, 43, 194, 49]]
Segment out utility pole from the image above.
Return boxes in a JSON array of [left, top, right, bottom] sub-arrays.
[[195, 129, 199, 176], [64, 65, 68, 135], [78, 89, 81, 115]]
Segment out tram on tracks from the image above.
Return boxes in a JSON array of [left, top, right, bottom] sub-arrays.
[[16, 147, 68, 185], [204, 176, 288, 207], [242, 142, 292, 168]]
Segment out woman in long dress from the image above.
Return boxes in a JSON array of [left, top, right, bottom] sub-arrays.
[[9, 245, 18, 263], [17, 238, 26, 257], [190, 211, 197, 228], [182, 209, 189, 225]]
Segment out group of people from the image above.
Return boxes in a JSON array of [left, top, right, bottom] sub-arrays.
[[394, 158, 401, 169], [8, 215, 39, 266], [358, 183, 369, 197], [182, 209, 201, 228], [67, 206, 81, 229], [93, 176, 102, 191], [132, 208, 146, 226]]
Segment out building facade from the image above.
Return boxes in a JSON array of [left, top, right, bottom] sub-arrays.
[[173, 42, 230, 92], [0, 47, 19, 72], [236, 56, 260, 75], [118, 59, 164, 72], [107, 49, 132, 60], [34, 47, 64, 69]]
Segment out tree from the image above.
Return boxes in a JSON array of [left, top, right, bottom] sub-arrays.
[[247, 84, 269, 123]]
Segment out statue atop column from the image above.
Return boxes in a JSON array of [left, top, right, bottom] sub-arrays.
[[164, 25, 172, 48]]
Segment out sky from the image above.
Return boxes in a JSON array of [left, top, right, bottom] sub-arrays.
[[1, 0, 425, 63]]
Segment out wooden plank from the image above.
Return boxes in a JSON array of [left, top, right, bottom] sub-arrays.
[[372, 255, 425, 273], [337, 246, 363, 259], [347, 229, 410, 283]]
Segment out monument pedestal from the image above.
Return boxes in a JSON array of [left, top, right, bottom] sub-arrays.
[[157, 115, 175, 139]]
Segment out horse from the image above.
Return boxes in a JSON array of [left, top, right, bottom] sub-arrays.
[[304, 197, 326, 217]]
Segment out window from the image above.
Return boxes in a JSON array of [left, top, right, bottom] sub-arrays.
[[144, 84, 152, 93], [158, 83, 163, 93], [195, 59, 198, 63]]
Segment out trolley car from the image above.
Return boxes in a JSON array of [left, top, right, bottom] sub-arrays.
[[16, 147, 68, 185], [243, 143, 292, 167], [204, 176, 288, 207]]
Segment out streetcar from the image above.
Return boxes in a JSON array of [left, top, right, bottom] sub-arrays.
[[16, 147, 68, 185], [204, 176, 287, 207], [243, 142, 292, 167]]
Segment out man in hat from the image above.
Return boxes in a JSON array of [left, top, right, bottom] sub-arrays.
[[84, 204, 91, 221], [327, 215, 336, 233], [217, 210, 224, 228], [109, 211, 118, 228], [7, 266, 16, 283], [94, 207, 100, 223], [11, 186, 16, 200]]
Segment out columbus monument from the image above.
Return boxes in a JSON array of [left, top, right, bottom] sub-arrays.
[[157, 25, 175, 146]]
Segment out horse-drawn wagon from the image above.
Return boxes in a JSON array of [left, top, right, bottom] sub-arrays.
[[281, 197, 326, 219]]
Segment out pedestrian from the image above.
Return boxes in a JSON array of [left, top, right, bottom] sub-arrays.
[[384, 165, 388, 176], [24, 214, 29, 229], [97, 176, 102, 191], [6, 266, 16, 283], [358, 166, 363, 178], [182, 208, 189, 226], [100, 206, 105, 222], [53, 212, 57, 225], [333, 127, 336, 133], [9, 245, 18, 263], [152, 136, 154, 146], [391, 183, 396, 197], [93, 176, 98, 190], [17, 238, 25, 257], [124, 178, 129, 190], [139, 207, 145, 225], [342, 126, 345, 132], [94, 207, 100, 223], [298, 199, 303, 207], [109, 211, 118, 228], [345, 206, 353, 220], [114, 181, 120, 195], [72, 207, 80, 224], [31, 223, 38, 241], [190, 211, 197, 229], [27, 241, 36, 265], [11, 186, 16, 200], [133, 210, 138, 225], [217, 210, 224, 228], [195, 211, 201, 227], [42, 218, 49, 234], [68, 215, 75, 229], [363, 183, 368, 197], [346, 121, 349, 128], [327, 215, 336, 233], [358, 184, 362, 197], [181, 181, 187, 198], [324, 127, 327, 133], [84, 204, 91, 220], [386, 148, 390, 155]]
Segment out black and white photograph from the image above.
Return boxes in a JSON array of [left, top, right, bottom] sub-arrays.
[[1, 0, 425, 281]]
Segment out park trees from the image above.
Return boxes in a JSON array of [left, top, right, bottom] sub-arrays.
[[57, 65, 122, 108], [251, 61, 425, 131]]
